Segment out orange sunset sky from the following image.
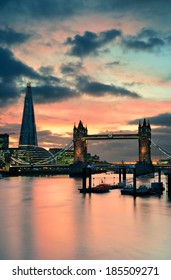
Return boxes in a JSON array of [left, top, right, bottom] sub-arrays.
[[0, 0, 171, 161]]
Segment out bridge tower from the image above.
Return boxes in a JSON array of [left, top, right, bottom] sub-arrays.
[[138, 119, 152, 164], [73, 121, 88, 163]]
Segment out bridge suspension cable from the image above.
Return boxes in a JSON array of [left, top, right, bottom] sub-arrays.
[[11, 156, 30, 165], [36, 140, 74, 164], [150, 139, 171, 158], [10, 140, 74, 166]]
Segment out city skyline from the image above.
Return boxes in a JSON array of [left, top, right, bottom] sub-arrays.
[[0, 1, 171, 161]]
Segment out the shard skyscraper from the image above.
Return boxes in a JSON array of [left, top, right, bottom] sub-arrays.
[[19, 83, 38, 147]]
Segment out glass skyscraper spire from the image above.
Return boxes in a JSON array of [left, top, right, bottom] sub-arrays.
[[19, 83, 38, 147]]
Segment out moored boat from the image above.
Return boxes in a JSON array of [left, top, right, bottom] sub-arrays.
[[120, 184, 134, 195], [92, 183, 111, 193], [111, 181, 125, 189], [121, 183, 164, 196], [78, 183, 111, 193]]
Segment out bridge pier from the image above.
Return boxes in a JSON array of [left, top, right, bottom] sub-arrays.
[[82, 168, 87, 190], [82, 167, 92, 191], [123, 168, 126, 181], [133, 168, 137, 197], [119, 168, 122, 182], [88, 168, 92, 189], [167, 174, 171, 198], [158, 168, 161, 182], [118, 167, 127, 183]]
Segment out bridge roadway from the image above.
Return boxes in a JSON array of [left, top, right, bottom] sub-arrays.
[[8, 162, 109, 175], [82, 133, 139, 140], [154, 164, 171, 169], [8, 162, 171, 177], [8, 163, 70, 175], [10, 163, 70, 169]]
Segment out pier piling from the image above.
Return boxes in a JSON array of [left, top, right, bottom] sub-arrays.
[[167, 173, 171, 197], [88, 167, 92, 189], [133, 168, 136, 197], [158, 168, 161, 182], [119, 168, 122, 182], [82, 168, 87, 190], [123, 168, 126, 181]]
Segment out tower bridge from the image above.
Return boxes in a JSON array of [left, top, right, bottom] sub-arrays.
[[73, 119, 152, 169]]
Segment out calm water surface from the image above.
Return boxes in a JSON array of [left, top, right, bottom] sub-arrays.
[[0, 173, 171, 260]]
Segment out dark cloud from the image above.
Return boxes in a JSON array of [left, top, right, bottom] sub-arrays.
[[38, 129, 71, 139], [0, 0, 13, 9], [60, 62, 83, 74], [138, 28, 158, 38], [38, 66, 61, 84], [129, 113, 171, 127], [0, 47, 79, 106], [0, 0, 170, 30], [0, 124, 72, 149], [94, 1, 171, 29], [0, 122, 20, 146], [36, 129, 72, 149], [41, 75, 61, 85], [88, 139, 139, 162], [38, 130, 68, 143], [106, 61, 121, 67], [126, 115, 171, 160], [0, 47, 40, 106], [0, 81, 19, 107], [123, 38, 164, 51], [39, 66, 54, 76], [32, 85, 79, 103], [0, 123, 20, 135], [147, 113, 171, 127], [0, 47, 39, 81], [123, 28, 165, 51], [123, 81, 143, 87], [77, 75, 141, 98], [0, 0, 83, 22], [0, 0, 170, 22], [0, 27, 31, 46], [167, 35, 171, 44], [66, 29, 121, 57], [38, 130, 63, 138]]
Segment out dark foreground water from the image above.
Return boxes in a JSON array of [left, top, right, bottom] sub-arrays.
[[0, 173, 171, 260]]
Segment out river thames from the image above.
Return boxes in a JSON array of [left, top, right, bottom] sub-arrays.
[[0, 173, 171, 260]]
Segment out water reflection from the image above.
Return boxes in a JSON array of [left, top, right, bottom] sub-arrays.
[[0, 174, 171, 259]]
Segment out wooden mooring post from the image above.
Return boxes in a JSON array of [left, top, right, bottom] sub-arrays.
[[118, 167, 127, 183], [88, 167, 92, 189], [167, 173, 171, 198], [119, 168, 122, 182], [133, 168, 136, 197], [158, 168, 161, 183], [82, 167, 92, 191], [82, 167, 87, 190], [123, 168, 126, 181]]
